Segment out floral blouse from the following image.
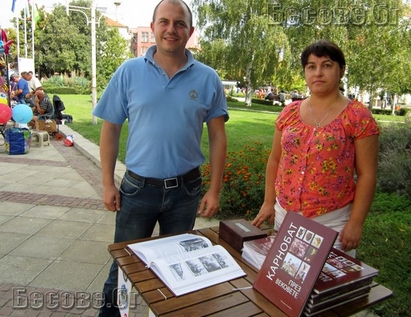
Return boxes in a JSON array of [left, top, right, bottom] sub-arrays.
[[275, 100, 380, 218]]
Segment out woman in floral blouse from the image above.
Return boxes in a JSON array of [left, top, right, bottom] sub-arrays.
[[252, 40, 380, 256]]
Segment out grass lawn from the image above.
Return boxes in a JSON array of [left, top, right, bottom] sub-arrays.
[[61, 94, 409, 317]]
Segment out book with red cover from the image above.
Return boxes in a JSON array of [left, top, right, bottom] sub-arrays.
[[305, 282, 374, 314], [253, 212, 338, 317], [309, 247, 378, 302], [242, 234, 277, 269]]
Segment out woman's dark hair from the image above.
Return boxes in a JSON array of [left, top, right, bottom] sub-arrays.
[[301, 40, 346, 69]]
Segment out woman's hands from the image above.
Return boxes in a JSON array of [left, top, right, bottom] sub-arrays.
[[252, 202, 275, 228]]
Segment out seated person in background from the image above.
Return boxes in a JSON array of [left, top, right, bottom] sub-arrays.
[[29, 90, 53, 128], [9, 77, 20, 103], [10, 74, 30, 104], [264, 89, 275, 100], [394, 104, 401, 116], [22, 71, 43, 99], [279, 90, 286, 105]]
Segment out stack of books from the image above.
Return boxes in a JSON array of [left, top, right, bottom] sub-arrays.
[[241, 234, 276, 269], [242, 226, 379, 317], [304, 247, 378, 316]]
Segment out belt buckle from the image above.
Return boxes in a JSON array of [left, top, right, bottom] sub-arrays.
[[164, 177, 178, 189]]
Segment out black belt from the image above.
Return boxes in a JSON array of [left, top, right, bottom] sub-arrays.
[[127, 167, 201, 189]]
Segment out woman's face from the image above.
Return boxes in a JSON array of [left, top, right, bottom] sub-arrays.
[[304, 54, 344, 96]]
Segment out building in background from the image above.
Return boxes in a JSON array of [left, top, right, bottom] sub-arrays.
[[105, 16, 132, 42], [129, 27, 200, 57]]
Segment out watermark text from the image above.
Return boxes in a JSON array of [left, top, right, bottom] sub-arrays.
[[267, 4, 399, 26], [12, 287, 141, 310]]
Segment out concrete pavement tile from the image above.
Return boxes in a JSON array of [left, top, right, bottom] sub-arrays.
[[85, 261, 111, 294], [0, 183, 67, 196], [16, 147, 64, 162], [57, 186, 100, 199], [0, 215, 12, 226], [44, 178, 87, 189], [79, 224, 114, 243], [58, 208, 105, 224], [37, 220, 91, 239], [9, 235, 74, 260], [2, 166, 39, 181], [56, 170, 85, 181], [0, 232, 31, 255], [0, 163, 28, 177], [16, 173, 70, 187], [70, 180, 101, 192], [21, 206, 70, 220], [0, 217, 51, 235], [0, 202, 34, 216], [0, 255, 53, 285], [59, 240, 112, 265], [29, 261, 105, 292], [96, 212, 116, 225]]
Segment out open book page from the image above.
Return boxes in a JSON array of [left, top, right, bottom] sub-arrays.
[[150, 244, 246, 296], [128, 233, 246, 296], [128, 233, 213, 265]]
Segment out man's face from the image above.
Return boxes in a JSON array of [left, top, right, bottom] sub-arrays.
[[151, 0, 194, 56]]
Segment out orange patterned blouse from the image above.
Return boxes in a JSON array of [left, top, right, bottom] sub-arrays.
[[275, 100, 380, 218]]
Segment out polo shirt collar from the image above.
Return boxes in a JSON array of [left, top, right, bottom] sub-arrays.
[[144, 45, 194, 70]]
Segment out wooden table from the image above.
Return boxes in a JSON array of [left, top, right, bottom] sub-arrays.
[[108, 226, 392, 317]]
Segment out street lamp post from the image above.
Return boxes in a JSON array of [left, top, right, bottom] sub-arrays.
[[66, 0, 98, 125], [91, 0, 97, 125], [114, 1, 122, 22]]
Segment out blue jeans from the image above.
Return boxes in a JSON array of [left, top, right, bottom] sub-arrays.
[[98, 171, 202, 317]]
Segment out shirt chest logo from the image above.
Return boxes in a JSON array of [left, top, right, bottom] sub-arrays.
[[189, 90, 198, 100]]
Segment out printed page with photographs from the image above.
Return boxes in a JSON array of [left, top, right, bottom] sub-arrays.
[[128, 233, 246, 296]]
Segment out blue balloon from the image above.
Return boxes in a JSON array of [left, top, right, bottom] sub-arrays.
[[12, 103, 33, 124]]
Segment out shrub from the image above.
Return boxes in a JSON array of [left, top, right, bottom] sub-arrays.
[[42, 74, 91, 95], [377, 117, 411, 198], [251, 98, 273, 106], [371, 108, 392, 115], [202, 142, 269, 220], [226, 95, 239, 102]]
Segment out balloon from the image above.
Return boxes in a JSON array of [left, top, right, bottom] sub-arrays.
[[0, 103, 12, 124], [12, 103, 33, 124], [0, 97, 7, 105]]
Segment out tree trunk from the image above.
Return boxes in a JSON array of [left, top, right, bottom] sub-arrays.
[[244, 61, 253, 107]]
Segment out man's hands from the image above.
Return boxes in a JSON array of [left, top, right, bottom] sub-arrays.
[[198, 190, 220, 218], [103, 184, 121, 212]]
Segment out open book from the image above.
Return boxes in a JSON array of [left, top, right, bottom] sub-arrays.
[[128, 233, 246, 296]]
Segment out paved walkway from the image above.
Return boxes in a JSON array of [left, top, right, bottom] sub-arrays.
[[0, 124, 220, 317]]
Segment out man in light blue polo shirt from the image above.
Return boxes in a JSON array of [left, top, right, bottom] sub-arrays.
[[93, 0, 228, 316]]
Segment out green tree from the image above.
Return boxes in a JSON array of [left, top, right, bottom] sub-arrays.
[[191, 0, 411, 102], [97, 27, 133, 90], [21, 0, 130, 92], [193, 0, 290, 106], [344, 0, 411, 106]]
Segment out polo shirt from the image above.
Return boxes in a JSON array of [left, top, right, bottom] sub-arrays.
[[93, 46, 228, 178], [16, 79, 30, 103]]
